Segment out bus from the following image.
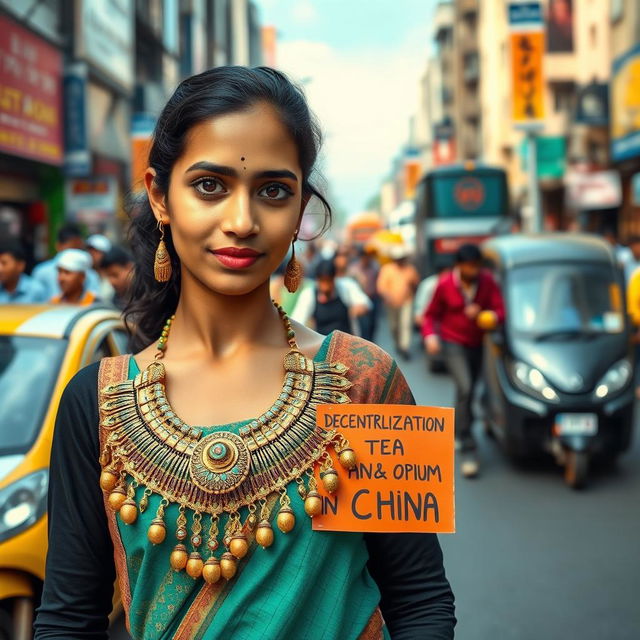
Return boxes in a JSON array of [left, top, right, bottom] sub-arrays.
[[414, 163, 511, 275]]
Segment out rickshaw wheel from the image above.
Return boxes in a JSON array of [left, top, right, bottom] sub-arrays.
[[564, 450, 589, 490]]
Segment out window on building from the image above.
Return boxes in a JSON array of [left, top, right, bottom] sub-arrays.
[[552, 82, 576, 114]]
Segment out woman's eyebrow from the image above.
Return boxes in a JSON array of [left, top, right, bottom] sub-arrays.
[[185, 161, 236, 176], [185, 162, 298, 183]]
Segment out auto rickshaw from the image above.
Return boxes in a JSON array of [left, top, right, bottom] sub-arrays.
[[480, 234, 635, 489], [0, 305, 125, 639]]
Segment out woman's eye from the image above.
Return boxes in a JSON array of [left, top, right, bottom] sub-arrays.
[[193, 178, 224, 196], [258, 183, 293, 201]]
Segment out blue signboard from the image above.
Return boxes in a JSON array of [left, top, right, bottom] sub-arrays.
[[63, 62, 90, 176], [508, 2, 543, 28]]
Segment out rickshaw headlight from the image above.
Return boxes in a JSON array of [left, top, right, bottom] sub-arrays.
[[593, 360, 632, 399], [0, 469, 48, 543], [511, 361, 560, 402]]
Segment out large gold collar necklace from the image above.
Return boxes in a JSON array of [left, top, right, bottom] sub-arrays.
[[98, 303, 357, 584]]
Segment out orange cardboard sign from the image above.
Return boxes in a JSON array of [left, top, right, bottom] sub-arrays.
[[510, 30, 545, 124], [312, 404, 455, 533]]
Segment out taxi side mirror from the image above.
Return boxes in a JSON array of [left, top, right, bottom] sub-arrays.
[[477, 310, 499, 331]]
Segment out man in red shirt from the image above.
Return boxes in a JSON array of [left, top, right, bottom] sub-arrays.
[[422, 244, 505, 477]]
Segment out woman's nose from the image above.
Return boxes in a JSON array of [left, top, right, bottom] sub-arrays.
[[219, 189, 259, 238]]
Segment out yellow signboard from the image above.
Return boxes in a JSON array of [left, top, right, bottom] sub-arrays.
[[510, 30, 545, 125]]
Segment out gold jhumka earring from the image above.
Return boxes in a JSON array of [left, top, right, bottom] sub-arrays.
[[284, 234, 303, 293], [154, 220, 172, 282]]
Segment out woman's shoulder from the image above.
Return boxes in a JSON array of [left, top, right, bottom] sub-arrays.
[[328, 332, 412, 404]]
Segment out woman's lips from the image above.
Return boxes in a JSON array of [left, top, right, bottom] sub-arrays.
[[209, 247, 263, 270]]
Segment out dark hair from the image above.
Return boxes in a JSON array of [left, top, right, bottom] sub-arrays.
[[101, 246, 133, 269], [0, 241, 26, 262], [315, 259, 336, 279], [455, 244, 482, 264], [57, 223, 83, 244], [126, 66, 332, 351]]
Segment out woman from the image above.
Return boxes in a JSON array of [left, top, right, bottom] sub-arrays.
[[291, 258, 370, 336], [34, 67, 455, 640]]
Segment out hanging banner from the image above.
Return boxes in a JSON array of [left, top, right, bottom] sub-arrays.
[[611, 43, 640, 163], [312, 404, 455, 534], [63, 61, 90, 176], [508, 2, 545, 129]]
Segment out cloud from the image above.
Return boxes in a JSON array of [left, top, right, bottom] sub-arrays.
[[292, 0, 318, 25], [277, 37, 429, 216]]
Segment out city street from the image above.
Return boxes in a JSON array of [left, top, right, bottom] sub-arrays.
[[112, 329, 640, 640]]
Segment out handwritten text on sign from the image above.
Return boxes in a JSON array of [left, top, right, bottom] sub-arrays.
[[312, 404, 455, 533]]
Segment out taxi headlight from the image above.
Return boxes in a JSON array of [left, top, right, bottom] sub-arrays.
[[593, 360, 632, 400], [510, 361, 560, 403], [0, 469, 48, 543]]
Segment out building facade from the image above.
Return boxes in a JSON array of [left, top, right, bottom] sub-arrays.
[[0, 0, 262, 264]]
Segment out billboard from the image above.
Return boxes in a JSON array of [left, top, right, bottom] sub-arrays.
[[611, 43, 640, 163], [508, 2, 545, 128], [546, 0, 574, 53], [0, 14, 63, 165]]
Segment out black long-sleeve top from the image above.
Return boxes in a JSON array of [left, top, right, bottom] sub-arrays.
[[33, 364, 456, 639]]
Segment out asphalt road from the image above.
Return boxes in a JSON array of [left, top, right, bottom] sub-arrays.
[[399, 341, 640, 640], [111, 332, 640, 640]]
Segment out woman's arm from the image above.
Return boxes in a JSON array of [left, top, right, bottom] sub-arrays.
[[365, 532, 456, 640], [34, 364, 116, 640]]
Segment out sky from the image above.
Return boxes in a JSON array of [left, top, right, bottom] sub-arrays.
[[255, 0, 437, 219]]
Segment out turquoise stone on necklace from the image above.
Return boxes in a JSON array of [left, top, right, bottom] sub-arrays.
[[208, 443, 227, 460]]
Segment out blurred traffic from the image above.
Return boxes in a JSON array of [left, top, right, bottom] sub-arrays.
[[1, 1, 640, 639]]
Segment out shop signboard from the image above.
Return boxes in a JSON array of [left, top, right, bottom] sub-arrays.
[[63, 62, 90, 176], [65, 176, 117, 226], [75, 0, 134, 92], [565, 170, 622, 210], [508, 2, 545, 129], [0, 14, 63, 165], [611, 43, 640, 163], [521, 136, 566, 179]]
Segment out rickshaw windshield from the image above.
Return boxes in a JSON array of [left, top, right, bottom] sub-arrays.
[[507, 263, 624, 338], [0, 336, 66, 455]]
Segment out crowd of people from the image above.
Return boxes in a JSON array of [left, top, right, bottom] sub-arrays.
[[3, 225, 640, 481], [0, 223, 134, 309]]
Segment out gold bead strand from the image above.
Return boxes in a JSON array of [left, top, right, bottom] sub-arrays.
[[186, 511, 204, 579], [156, 315, 175, 359], [170, 505, 189, 572]]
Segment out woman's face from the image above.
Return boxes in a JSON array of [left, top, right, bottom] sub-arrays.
[[147, 102, 304, 296]]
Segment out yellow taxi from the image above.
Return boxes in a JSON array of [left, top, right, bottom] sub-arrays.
[[0, 304, 126, 640]]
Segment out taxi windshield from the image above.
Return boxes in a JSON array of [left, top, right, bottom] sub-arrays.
[[0, 336, 66, 455], [507, 263, 624, 338]]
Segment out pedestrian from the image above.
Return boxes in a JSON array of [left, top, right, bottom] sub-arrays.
[[0, 241, 48, 303], [291, 258, 371, 335], [348, 246, 381, 342], [32, 223, 101, 299], [87, 233, 117, 301], [414, 265, 450, 328], [627, 264, 640, 397], [100, 246, 135, 310], [376, 245, 420, 360], [422, 243, 505, 478], [624, 235, 640, 283], [49, 249, 96, 306], [34, 66, 455, 640]]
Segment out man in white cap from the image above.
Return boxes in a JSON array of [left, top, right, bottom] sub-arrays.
[[50, 249, 96, 305], [86, 234, 116, 301], [377, 244, 420, 360]]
